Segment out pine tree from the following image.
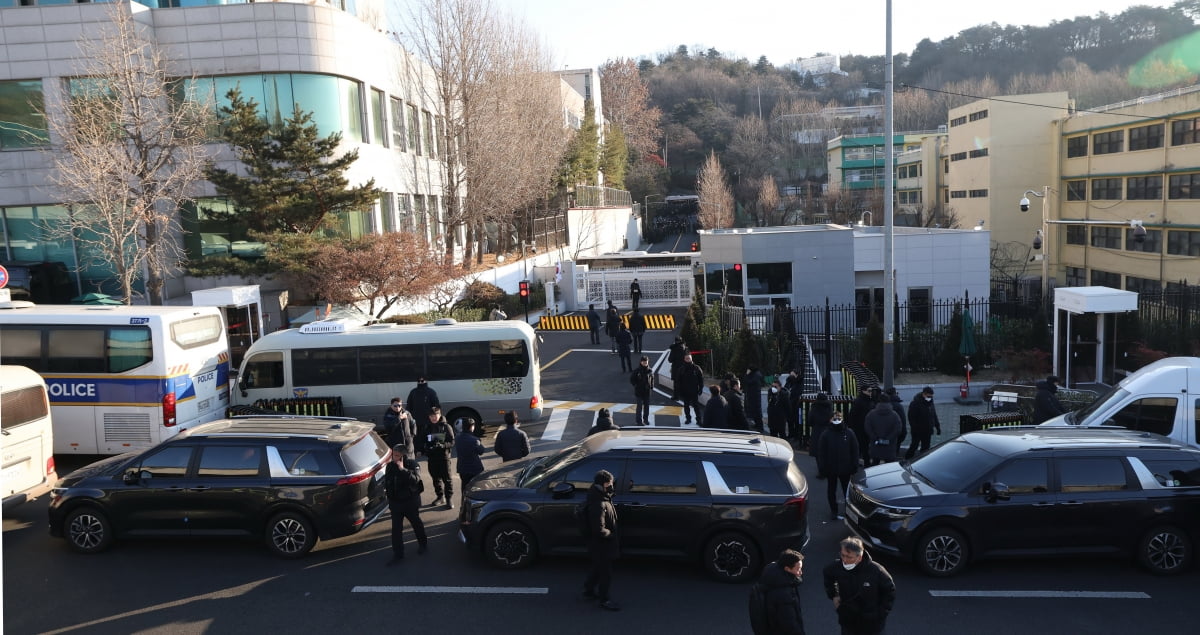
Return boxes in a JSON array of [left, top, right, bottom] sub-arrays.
[[560, 99, 600, 187], [599, 124, 628, 189], [204, 88, 381, 235]]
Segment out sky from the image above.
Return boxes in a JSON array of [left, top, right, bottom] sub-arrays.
[[505, 0, 1181, 69]]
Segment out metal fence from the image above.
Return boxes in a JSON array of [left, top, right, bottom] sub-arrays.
[[575, 186, 633, 208]]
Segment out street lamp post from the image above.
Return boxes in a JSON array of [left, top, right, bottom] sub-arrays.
[[1021, 186, 1051, 304]]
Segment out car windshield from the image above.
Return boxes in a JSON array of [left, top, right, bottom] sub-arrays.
[[521, 446, 586, 488], [1066, 387, 1128, 425], [907, 439, 1001, 491]]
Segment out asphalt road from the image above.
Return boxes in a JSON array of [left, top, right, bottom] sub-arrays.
[[4, 323, 1197, 634]]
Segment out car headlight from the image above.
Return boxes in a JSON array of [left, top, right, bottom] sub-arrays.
[[877, 505, 918, 520]]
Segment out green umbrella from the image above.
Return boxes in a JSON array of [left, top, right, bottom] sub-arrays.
[[958, 309, 977, 384], [71, 292, 123, 305]]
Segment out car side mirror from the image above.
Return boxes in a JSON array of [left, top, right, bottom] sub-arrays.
[[123, 469, 144, 485], [551, 482, 575, 499], [984, 482, 1011, 503]]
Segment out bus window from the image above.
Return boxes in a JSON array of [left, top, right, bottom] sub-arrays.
[[293, 347, 358, 386], [171, 315, 224, 349], [360, 344, 423, 383], [242, 352, 284, 389], [426, 341, 489, 380], [0, 385, 50, 430], [48, 329, 106, 373], [491, 339, 528, 378], [0, 329, 42, 371], [107, 327, 152, 372]]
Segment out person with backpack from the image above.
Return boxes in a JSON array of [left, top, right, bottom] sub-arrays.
[[750, 549, 806, 635], [581, 470, 621, 611], [383, 445, 427, 564]]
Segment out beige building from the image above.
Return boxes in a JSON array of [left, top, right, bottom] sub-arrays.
[[1055, 85, 1200, 295]]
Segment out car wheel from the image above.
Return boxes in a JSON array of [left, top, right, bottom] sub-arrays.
[[483, 521, 538, 569], [63, 506, 114, 554], [265, 511, 317, 559], [703, 531, 761, 583], [1138, 525, 1192, 575], [446, 407, 482, 432], [917, 528, 969, 577]]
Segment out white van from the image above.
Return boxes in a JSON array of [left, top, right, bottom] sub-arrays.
[[1, 365, 56, 509], [1039, 356, 1199, 448]]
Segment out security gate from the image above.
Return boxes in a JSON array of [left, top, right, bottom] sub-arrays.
[[574, 266, 694, 309]]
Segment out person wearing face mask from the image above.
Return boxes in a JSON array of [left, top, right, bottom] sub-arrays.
[[905, 386, 941, 460], [753, 549, 806, 635], [816, 411, 859, 519], [767, 380, 789, 438], [823, 537, 895, 635], [582, 470, 621, 611], [629, 356, 654, 425]]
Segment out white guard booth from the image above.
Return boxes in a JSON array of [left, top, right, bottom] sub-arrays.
[[191, 285, 265, 370], [1053, 286, 1137, 388]]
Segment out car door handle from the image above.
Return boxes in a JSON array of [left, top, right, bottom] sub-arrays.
[[166, 486, 186, 492], [188, 486, 211, 492], [621, 503, 647, 508], [1031, 502, 1055, 507], [1059, 501, 1084, 506]]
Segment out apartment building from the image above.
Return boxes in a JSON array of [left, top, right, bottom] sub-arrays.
[[825, 130, 944, 225]]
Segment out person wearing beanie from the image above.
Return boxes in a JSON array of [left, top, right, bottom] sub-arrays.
[[588, 407, 621, 436], [1033, 375, 1066, 424]]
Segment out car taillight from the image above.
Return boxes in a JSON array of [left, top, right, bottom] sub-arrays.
[[46, 456, 55, 476], [529, 394, 541, 410], [785, 495, 807, 520], [162, 392, 177, 427], [336, 472, 372, 486]]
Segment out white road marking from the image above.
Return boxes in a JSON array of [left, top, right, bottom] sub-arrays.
[[353, 586, 549, 595], [541, 408, 571, 441], [929, 590, 1150, 599]]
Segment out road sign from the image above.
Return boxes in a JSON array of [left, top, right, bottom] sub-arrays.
[[0, 264, 8, 289]]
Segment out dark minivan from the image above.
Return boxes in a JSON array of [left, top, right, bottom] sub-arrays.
[[846, 427, 1200, 576], [460, 427, 809, 582], [48, 417, 390, 558]]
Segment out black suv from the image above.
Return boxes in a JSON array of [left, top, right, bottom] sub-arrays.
[[459, 427, 810, 582], [48, 417, 390, 558], [846, 427, 1200, 576]]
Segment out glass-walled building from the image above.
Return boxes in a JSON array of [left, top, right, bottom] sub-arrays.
[[0, 0, 455, 300]]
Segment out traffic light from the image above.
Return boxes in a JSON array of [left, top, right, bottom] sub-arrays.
[[518, 280, 530, 300], [690, 242, 698, 252], [733, 263, 742, 272]]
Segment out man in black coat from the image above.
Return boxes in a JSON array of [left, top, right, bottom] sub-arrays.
[[807, 392, 835, 458], [628, 309, 647, 353], [667, 337, 688, 397], [785, 370, 804, 440], [767, 380, 790, 438], [604, 302, 620, 353], [383, 446, 427, 564], [406, 377, 440, 433], [675, 353, 705, 425], [743, 366, 765, 430], [702, 384, 728, 429], [884, 387, 907, 454], [822, 537, 895, 635], [816, 413, 859, 519], [725, 378, 749, 430], [1033, 375, 1066, 423], [582, 470, 621, 611], [381, 397, 416, 454], [905, 386, 942, 460], [755, 549, 806, 635], [848, 386, 874, 466], [494, 411, 531, 462], [629, 279, 642, 311], [629, 356, 654, 425], [422, 407, 456, 509], [586, 304, 602, 345], [864, 395, 902, 466]]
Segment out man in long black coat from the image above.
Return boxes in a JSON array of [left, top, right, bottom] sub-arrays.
[[582, 470, 621, 611]]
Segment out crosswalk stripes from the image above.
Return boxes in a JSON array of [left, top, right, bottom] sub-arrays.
[[536, 401, 692, 441]]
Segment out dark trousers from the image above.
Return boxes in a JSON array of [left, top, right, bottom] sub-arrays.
[[827, 472, 853, 516], [746, 392, 762, 428], [589, 327, 600, 344], [428, 458, 453, 499], [631, 296, 639, 311], [619, 350, 632, 372], [634, 395, 650, 424], [680, 394, 702, 423], [787, 401, 800, 438], [632, 333, 643, 353], [584, 550, 615, 601], [905, 432, 932, 459], [388, 498, 427, 557]]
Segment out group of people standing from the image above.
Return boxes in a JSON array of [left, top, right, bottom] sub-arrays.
[[587, 299, 649, 373], [379, 378, 531, 566]]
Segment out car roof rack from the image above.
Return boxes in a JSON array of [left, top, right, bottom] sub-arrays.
[[595, 428, 780, 456]]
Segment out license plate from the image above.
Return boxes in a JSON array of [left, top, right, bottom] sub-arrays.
[[197, 398, 212, 411]]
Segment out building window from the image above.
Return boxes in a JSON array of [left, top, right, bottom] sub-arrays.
[[968, 109, 988, 122], [1126, 176, 1162, 200], [908, 288, 932, 325], [1066, 180, 1087, 201], [1066, 136, 1088, 158], [1091, 269, 1121, 287], [969, 148, 988, 158], [855, 288, 884, 328], [1167, 230, 1200, 256], [949, 190, 967, 199], [969, 189, 988, 198], [745, 263, 792, 295], [1129, 123, 1164, 151], [1091, 227, 1121, 249], [389, 97, 405, 151], [1092, 130, 1124, 155], [422, 110, 435, 160], [949, 115, 967, 127], [1126, 228, 1161, 253], [184, 73, 365, 140], [1168, 173, 1200, 199], [1066, 225, 1085, 245], [1091, 178, 1122, 200], [896, 164, 920, 178], [0, 80, 48, 149], [380, 193, 395, 233], [1171, 117, 1200, 145], [949, 151, 967, 161], [1126, 275, 1161, 294], [897, 190, 921, 205], [407, 104, 420, 155], [370, 88, 385, 145], [1065, 266, 1086, 287]]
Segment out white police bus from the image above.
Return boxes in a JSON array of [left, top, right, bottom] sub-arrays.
[[232, 318, 543, 428], [0, 305, 231, 454]]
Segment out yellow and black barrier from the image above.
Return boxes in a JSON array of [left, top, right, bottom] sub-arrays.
[[537, 313, 677, 331]]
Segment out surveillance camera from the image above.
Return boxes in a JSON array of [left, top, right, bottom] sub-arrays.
[[1132, 224, 1147, 243], [1032, 234, 1043, 250], [1019, 197, 1031, 212]]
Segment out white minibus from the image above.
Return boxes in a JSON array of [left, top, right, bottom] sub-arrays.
[[233, 318, 543, 428], [1, 365, 56, 509], [0, 305, 231, 454]]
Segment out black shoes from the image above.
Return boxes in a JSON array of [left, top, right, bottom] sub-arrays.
[[446, 500, 455, 510], [431, 497, 445, 506], [599, 600, 621, 611]]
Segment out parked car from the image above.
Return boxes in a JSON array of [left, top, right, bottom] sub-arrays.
[[459, 427, 810, 583], [845, 426, 1200, 576], [48, 416, 390, 558]]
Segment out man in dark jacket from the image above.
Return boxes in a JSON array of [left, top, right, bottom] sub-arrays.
[[864, 395, 902, 465], [675, 353, 705, 425], [381, 397, 416, 454], [755, 549, 806, 635], [823, 537, 895, 635], [884, 387, 907, 453], [586, 304, 602, 345], [604, 302, 620, 353], [743, 366, 765, 430], [1033, 375, 1066, 423], [582, 470, 621, 611], [383, 446, 427, 564], [702, 385, 728, 429], [406, 377, 440, 432], [588, 407, 621, 436], [629, 356, 654, 425], [816, 412, 859, 519], [905, 386, 941, 460], [807, 392, 835, 458], [629, 279, 642, 311], [495, 411, 531, 462], [767, 379, 789, 438], [422, 407, 456, 508], [628, 309, 647, 354], [848, 386, 874, 466], [725, 378, 749, 430], [454, 417, 485, 506], [668, 337, 688, 397], [615, 323, 634, 372], [785, 370, 804, 441]]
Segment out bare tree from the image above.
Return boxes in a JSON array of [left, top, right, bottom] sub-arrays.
[[42, 4, 211, 304], [696, 151, 733, 229], [754, 175, 782, 226], [599, 58, 662, 156]]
